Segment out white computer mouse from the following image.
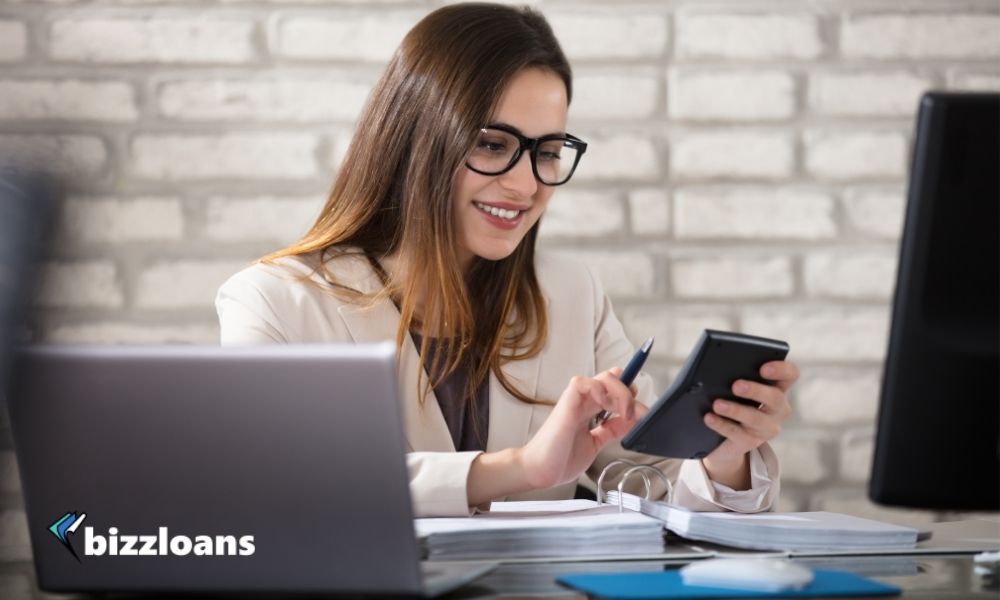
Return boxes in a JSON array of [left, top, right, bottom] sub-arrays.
[[680, 557, 814, 592]]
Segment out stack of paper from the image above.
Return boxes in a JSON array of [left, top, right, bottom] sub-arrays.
[[415, 500, 665, 560], [606, 491, 919, 551]]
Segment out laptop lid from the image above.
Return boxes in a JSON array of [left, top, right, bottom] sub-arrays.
[[6, 342, 427, 595]]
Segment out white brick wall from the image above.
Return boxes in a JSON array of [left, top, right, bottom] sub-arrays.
[[841, 14, 1000, 60], [675, 13, 822, 60], [840, 429, 875, 482], [36, 261, 124, 309], [628, 188, 670, 236], [50, 18, 257, 64], [573, 73, 659, 120], [948, 71, 1000, 91], [809, 71, 934, 117], [670, 131, 794, 179], [60, 197, 185, 243], [45, 322, 219, 344], [671, 254, 793, 299], [796, 369, 881, 425], [5, 1, 994, 575], [0, 21, 27, 63], [804, 250, 897, 300], [843, 187, 906, 239], [157, 77, 373, 122], [549, 13, 668, 60], [274, 14, 419, 61], [203, 196, 322, 243], [742, 306, 890, 361], [135, 260, 251, 309], [770, 432, 829, 484], [563, 250, 655, 297], [131, 133, 320, 179], [541, 191, 625, 238], [0, 80, 138, 122], [0, 134, 107, 176], [804, 130, 907, 180], [329, 130, 355, 170], [668, 70, 796, 121], [622, 306, 734, 360], [674, 187, 836, 240], [575, 133, 659, 181]]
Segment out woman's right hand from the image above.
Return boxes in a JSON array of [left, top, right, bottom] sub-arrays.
[[517, 368, 641, 490], [466, 368, 640, 507]]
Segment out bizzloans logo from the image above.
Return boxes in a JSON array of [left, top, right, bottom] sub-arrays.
[[49, 511, 255, 562]]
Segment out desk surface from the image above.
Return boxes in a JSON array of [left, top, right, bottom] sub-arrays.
[[445, 554, 997, 599], [438, 518, 999, 598], [1, 554, 994, 599]]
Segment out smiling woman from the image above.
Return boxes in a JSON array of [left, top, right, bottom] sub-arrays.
[[215, 2, 799, 517]]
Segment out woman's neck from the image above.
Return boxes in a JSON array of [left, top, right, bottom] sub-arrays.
[[381, 250, 474, 300], [381, 251, 471, 338]]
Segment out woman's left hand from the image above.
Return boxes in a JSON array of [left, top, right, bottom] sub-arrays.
[[702, 360, 800, 488]]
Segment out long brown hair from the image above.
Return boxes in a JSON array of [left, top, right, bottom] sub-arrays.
[[264, 3, 572, 410]]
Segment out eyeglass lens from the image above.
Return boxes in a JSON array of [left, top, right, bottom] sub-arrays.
[[468, 128, 581, 185]]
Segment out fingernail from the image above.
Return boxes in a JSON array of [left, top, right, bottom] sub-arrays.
[[736, 381, 749, 394], [762, 365, 775, 377], [705, 414, 717, 425], [715, 400, 729, 413]]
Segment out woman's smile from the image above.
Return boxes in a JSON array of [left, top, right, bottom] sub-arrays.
[[473, 200, 528, 229]]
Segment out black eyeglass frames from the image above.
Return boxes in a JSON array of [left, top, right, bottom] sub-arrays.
[[465, 124, 588, 186]]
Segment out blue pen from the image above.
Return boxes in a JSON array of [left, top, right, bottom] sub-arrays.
[[595, 336, 654, 424]]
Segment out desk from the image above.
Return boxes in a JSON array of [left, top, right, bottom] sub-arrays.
[[446, 555, 997, 599], [437, 518, 999, 598]]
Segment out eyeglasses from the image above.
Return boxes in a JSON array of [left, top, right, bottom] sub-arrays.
[[465, 124, 588, 186]]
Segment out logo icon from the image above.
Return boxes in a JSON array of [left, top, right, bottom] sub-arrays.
[[49, 511, 86, 562]]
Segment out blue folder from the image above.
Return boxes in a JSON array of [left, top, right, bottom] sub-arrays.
[[556, 568, 901, 599]]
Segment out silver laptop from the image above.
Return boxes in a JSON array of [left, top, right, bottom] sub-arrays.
[[5, 342, 493, 596]]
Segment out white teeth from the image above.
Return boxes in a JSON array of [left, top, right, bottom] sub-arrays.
[[475, 201, 522, 221]]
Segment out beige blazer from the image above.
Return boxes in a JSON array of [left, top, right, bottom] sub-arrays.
[[216, 250, 779, 517]]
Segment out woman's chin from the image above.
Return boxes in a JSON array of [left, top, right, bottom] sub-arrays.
[[471, 241, 521, 263]]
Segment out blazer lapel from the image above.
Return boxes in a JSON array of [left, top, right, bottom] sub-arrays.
[[335, 261, 454, 453]]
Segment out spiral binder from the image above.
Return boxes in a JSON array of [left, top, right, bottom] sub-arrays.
[[596, 459, 672, 512]]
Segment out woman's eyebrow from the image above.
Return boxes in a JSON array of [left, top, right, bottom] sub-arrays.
[[487, 121, 567, 137]]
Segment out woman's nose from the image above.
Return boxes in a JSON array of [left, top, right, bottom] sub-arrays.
[[498, 151, 539, 197]]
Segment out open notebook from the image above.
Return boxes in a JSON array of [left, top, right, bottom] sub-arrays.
[[606, 491, 919, 552]]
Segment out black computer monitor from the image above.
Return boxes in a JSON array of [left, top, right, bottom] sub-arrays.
[[869, 92, 999, 511]]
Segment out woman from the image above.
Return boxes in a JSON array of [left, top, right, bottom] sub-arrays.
[[216, 3, 799, 518]]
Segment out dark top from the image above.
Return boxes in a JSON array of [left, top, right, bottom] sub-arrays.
[[411, 333, 490, 452]]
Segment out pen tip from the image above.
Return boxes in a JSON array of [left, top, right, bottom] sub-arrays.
[[642, 337, 655, 351]]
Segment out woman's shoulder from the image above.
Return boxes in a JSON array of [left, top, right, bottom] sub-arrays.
[[216, 249, 381, 344], [218, 249, 380, 306], [534, 251, 600, 294]]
